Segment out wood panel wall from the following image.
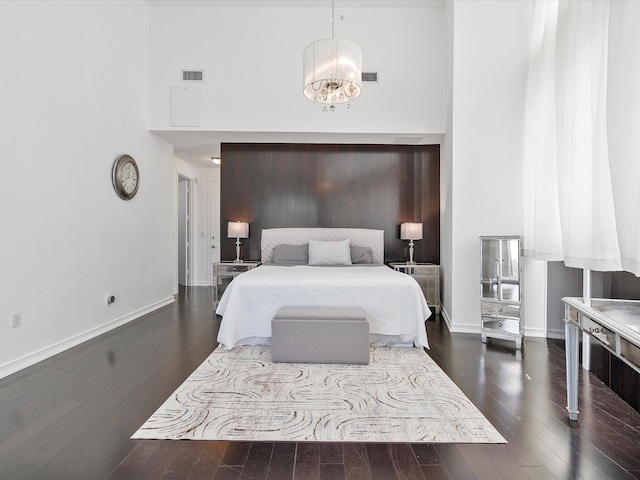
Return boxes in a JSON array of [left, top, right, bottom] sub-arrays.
[[220, 143, 440, 263], [609, 271, 640, 300]]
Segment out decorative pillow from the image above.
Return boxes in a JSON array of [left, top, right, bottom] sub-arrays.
[[350, 245, 374, 264], [272, 243, 309, 265], [308, 239, 352, 266]]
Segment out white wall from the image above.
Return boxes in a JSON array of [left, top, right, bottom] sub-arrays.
[[149, 5, 445, 135], [440, 0, 454, 326], [0, 1, 175, 377], [444, 0, 547, 336]]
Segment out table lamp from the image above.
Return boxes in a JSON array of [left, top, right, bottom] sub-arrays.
[[228, 221, 249, 263], [401, 222, 422, 265]]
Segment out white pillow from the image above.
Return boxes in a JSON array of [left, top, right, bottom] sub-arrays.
[[308, 239, 352, 266]]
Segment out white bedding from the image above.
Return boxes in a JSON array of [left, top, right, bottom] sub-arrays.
[[215, 265, 431, 349]]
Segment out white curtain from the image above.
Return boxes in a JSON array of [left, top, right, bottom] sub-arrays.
[[524, 0, 640, 276], [607, 1, 640, 275]]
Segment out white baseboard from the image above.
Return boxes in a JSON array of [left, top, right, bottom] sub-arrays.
[[439, 308, 483, 334], [194, 281, 211, 287], [0, 296, 175, 380], [438, 307, 547, 339], [524, 327, 547, 338], [440, 306, 452, 331], [448, 324, 482, 334]]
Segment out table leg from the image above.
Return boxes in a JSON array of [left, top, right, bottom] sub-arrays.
[[565, 320, 580, 421]]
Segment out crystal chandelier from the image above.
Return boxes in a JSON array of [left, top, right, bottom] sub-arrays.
[[303, 0, 362, 111]]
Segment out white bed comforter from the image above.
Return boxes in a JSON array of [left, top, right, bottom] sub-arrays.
[[215, 265, 431, 349]]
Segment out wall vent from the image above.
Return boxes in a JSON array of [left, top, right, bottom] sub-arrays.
[[362, 71, 378, 83], [182, 70, 204, 82]]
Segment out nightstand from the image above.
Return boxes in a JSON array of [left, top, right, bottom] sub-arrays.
[[388, 262, 441, 314], [213, 261, 260, 306]]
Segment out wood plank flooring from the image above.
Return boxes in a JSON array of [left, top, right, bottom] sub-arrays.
[[1, 286, 640, 479]]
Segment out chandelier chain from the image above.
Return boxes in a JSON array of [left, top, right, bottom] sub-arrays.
[[331, 0, 335, 39]]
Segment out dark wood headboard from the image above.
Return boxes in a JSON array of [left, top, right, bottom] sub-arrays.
[[220, 143, 440, 263]]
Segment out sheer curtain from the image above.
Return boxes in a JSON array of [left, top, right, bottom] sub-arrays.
[[607, 1, 640, 276], [524, 0, 640, 276]]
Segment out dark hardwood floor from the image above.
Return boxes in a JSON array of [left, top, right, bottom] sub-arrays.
[[1, 286, 640, 480]]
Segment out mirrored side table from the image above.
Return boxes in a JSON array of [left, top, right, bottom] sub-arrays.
[[213, 261, 260, 306]]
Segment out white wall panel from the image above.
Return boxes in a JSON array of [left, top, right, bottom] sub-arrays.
[[148, 5, 445, 136], [0, 1, 175, 376], [447, 0, 546, 336]]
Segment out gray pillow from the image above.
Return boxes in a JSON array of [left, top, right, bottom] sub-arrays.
[[350, 245, 374, 264], [272, 243, 309, 265]]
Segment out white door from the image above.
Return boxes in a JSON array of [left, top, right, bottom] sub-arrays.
[[178, 176, 191, 286], [210, 179, 221, 282]]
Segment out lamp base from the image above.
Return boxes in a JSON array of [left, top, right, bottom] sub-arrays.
[[234, 238, 243, 263], [408, 241, 416, 265]]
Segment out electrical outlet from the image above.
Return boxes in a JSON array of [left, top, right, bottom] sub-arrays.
[[11, 312, 21, 329]]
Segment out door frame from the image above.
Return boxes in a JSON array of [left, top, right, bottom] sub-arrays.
[[176, 173, 195, 289], [209, 178, 221, 285]]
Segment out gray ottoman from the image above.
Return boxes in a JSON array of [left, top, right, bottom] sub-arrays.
[[271, 306, 370, 364]]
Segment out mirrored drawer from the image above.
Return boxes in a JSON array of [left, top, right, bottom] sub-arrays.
[[481, 301, 520, 318], [215, 264, 249, 274], [620, 338, 640, 372], [482, 317, 521, 335], [580, 316, 614, 348]]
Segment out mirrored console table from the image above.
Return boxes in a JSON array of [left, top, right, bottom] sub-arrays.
[[562, 297, 640, 421]]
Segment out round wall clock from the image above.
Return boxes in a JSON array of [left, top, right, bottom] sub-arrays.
[[112, 154, 139, 200]]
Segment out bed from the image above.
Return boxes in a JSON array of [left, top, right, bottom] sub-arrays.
[[215, 227, 431, 349]]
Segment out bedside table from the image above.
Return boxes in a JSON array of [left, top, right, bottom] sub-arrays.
[[388, 262, 441, 314], [213, 261, 260, 306]]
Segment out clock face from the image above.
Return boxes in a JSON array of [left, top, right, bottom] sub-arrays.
[[121, 162, 137, 194], [112, 154, 139, 200]]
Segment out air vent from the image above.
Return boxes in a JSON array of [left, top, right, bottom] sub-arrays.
[[182, 70, 204, 82], [362, 71, 378, 83]]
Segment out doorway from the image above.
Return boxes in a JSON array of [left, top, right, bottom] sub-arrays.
[[177, 175, 193, 287], [210, 178, 221, 281]]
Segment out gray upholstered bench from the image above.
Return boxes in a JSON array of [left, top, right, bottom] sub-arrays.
[[271, 306, 370, 364]]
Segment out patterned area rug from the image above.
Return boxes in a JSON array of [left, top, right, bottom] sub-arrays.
[[132, 346, 505, 443]]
